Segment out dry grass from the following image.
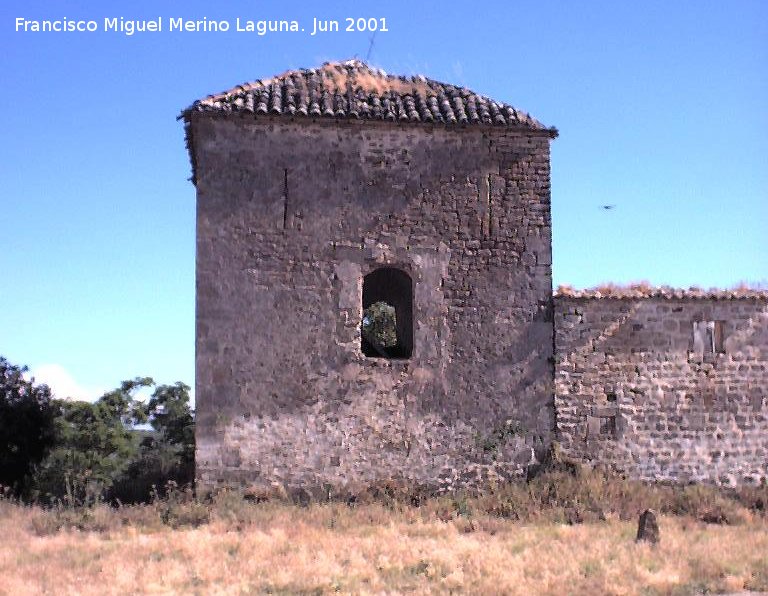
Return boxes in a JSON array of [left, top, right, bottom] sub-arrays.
[[1, 489, 767, 596]]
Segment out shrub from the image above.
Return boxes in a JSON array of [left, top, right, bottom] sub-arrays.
[[151, 482, 209, 529]]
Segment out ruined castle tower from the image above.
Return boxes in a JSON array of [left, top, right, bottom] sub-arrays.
[[181, 60, 558, 493]]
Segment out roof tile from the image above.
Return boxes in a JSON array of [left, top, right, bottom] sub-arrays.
[[183, 59, 556, 134]]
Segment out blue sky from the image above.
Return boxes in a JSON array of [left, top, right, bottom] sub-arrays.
[[1, 0, 766, 401]]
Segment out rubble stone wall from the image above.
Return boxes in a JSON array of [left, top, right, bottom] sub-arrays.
[[191, 114, 555, 493], [554, 296, 768, 485]]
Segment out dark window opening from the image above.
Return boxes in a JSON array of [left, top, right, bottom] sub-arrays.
[[361, 267, 413, 359]]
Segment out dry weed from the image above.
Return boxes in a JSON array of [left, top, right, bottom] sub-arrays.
[[1, 494, 767, 595]]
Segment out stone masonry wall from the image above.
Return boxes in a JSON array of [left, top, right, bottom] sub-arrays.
[[555, 296, 768, 485], [191, 114, 554, 494]]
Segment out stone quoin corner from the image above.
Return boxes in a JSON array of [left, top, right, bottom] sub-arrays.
[[180, 60, 768, 495]]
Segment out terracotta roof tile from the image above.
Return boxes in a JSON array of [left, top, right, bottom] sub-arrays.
[[182, 59, 556, 135]]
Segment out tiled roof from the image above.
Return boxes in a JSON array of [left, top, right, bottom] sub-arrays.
[[554, 284, 768, 300], [181, 59, 556, 134]]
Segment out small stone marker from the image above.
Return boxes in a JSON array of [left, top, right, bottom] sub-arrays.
[[636, 509, 659, 544]]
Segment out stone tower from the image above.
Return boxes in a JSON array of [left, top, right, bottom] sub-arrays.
[[181, 60, 558, 493]]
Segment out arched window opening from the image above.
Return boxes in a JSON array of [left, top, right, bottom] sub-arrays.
[[361, 268, 413, 359]]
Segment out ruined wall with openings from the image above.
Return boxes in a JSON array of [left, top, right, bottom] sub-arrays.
[[554, 293, 768, 486], [192, 114, 554, 494]]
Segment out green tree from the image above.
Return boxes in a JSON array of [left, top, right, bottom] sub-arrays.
[[111, 382, 195, 502], [138, 382, 195, 485], [0, 357, 56, 495], [144, 382, 195, 466], [31, 378, 152, 505], [362, 301, 398, 350]]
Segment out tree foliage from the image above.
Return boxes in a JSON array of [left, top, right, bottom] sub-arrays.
[[31, 378, 153, 505], [0, 355, 196, 505], [113, 382, 195, 502], [144, 382, 195, 466], [0, 357, 56, 494], [362, 301, 398, 349]]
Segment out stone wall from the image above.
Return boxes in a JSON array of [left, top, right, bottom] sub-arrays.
[[554, 294, 768, 485], [191, 114, 555, 494]]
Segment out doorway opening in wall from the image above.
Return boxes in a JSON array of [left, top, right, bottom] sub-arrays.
[[361, 267, 413, 359]]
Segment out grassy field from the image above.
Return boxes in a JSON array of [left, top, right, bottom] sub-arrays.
[[1, 474, 767, 595]]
